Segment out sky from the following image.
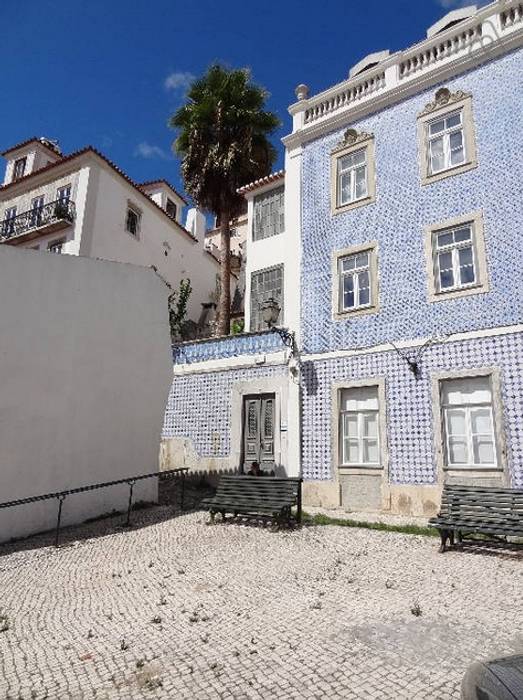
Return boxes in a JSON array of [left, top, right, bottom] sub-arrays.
[[0, 0, 486, 206]]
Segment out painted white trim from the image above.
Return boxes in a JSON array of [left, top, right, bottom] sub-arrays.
[[172, 350, 289, 375], [302, 323, 523, 363], [283, 17, 523, 148]]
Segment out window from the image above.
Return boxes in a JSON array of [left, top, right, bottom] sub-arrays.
[[333, 243, 379, 318], [339, 385, 380, 467], [57, 184, 71, 203], [48, 239, 64, 254], [30, 196, 45, 228], [331, 131, 376, 214], [427, 111, 465, 175], [250, 264, 283, 331], [126, 206, 140, 236], [337, 148, 368, 206], [440, 376, 497, 469], [13, 157, 26, 181], [253, 186, 284, 241], [418, 89, 477, 185], [166, 198, 177, 220], [425, 212, 488, 302], [2, 207, 17, 237]]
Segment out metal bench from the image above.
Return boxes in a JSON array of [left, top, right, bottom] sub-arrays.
[[429, 484, 523, 553], [201, 475, 302, 527]]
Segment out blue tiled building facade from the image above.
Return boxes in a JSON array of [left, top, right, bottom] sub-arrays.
[[163, 4, 523, 515]]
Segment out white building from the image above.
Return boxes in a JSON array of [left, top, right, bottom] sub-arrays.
[[0, 137, 220, 323]]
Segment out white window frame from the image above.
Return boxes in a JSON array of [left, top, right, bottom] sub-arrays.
[[433, 222, 476, 293], [332, 242, 379, 319], [330, 133, 376, 215], [425, 211, 489, 302], [418, 90, 477, 185], [30, 195, 45, 228], [332, 378, 388, 474], [125, 204, 141, 237], [2, 206, 17, 236], [56, 184, 71, 203], [427, 110, 466, 175], [339, 390, 380, 467], [13, 157, 26, 181], [48, 239, 65, 254], [337, 147, 368, 207], [431, 368, 507, 481]]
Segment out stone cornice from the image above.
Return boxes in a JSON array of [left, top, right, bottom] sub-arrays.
[[283, 1, 523, 150]]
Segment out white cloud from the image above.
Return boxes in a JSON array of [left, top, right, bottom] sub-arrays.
[[134, 142, 170, 160], [164, 71, 195, 92]]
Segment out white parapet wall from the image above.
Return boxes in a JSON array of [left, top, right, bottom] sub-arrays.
[[0, 246, 173, 542]]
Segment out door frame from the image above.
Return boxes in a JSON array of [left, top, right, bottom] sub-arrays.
[[231, 376, 287, 476]]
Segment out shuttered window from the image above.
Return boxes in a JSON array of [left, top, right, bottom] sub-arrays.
[[253, 186, 284, 241]]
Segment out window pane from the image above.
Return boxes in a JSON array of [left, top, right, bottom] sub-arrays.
[[363, 439, 379, 464], [355, 253, 369, 268], [362, 412, 378, 437], [442, 376, 492, 406], [429, 119, 445, 135], [437, 231, 453, 248], [341, 386, 379, 411], [340, 171, 351, 204], [446, 408, 467, 436], [448, 437, 468, 464], [354, 166, 367, 199], [438, 252, 454, 288], [358, 270, 370, 305], [341, 255, 356, 272], [344, 439, 360, 464], [458, 247, 476, 285], [450, 129, 465, 165], [471, 407, 493, 435], [446, 113, 462, 129], [429, 137, 445, 172], [454, 227, 471, 242], [343, 413, 359, 439], [473, 436, 495, 465], [343, 274, 355, 308]]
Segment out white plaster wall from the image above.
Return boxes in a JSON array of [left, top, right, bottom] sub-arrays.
[[0, 246, 173, 542], [85, 165, 219, 322]]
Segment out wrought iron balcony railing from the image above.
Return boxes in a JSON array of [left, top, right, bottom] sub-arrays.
[[1, 199, 75, 241]]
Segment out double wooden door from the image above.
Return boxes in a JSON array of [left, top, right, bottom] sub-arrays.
[[242, 394, 275, 474]]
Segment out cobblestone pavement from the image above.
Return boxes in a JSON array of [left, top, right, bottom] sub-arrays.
[[0, 506, 521, 700]]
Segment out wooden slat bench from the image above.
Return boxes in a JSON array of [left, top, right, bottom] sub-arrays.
[[201, 475, 302, 527], [429, 484, 523, 553]]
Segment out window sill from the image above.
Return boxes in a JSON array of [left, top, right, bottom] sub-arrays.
[[421, 159, 477, 186], [429, 281, 489, 303], [339, 465, 383, 474], [443, 466, 502, 473], [331, 194, 375, 216], [333, 304, 379, 321]]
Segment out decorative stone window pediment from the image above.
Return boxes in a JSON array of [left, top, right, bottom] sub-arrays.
[[417, 87, 477, 185], [418, 87, 472, 118], [331, 128, 376, 214]]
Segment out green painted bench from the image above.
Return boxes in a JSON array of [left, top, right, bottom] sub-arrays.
[[429, 484, 523, 553], [201, 475, 302, 526]]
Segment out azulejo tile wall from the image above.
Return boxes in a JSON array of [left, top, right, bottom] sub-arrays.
[[173, 331, 284, 364], [301, 331, 523, 489], [301, 49, 523, 354], [163, 365, 287, 458]]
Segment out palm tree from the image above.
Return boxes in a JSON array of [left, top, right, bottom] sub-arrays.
[[169, 65, 280, 336]]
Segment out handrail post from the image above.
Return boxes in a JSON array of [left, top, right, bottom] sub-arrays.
[[55, 495, 66, 547], [125, 480, 136, 527], [297, 479, 302, 525], [180, 470, 186, 512]]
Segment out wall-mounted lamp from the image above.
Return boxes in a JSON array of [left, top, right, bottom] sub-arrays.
[[261, 297, 298, 357]]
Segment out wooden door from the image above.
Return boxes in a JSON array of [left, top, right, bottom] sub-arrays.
[[242, 394, 275, 473]]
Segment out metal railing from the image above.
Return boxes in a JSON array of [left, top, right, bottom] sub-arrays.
[[1, 199, 75, 241], [0, 467, 188, 547]]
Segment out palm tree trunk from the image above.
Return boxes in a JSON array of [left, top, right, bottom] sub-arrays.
[[216, 208, 231, 336]]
